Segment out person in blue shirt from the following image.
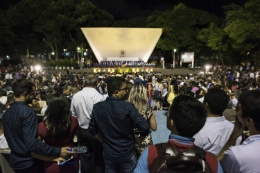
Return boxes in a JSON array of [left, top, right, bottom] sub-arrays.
[[89, 77, 150, 173], [134, 95, 224, 173], [3, 79, 72, 173]]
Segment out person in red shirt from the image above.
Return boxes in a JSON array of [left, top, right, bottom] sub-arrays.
[[33, 93, 79, 173], [231, 84, 237, 91]]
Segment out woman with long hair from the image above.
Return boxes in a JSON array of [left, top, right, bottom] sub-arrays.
[[128, 84, 157, 158], [32, 93, 79, 173]]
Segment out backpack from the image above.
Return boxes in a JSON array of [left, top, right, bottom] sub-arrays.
[[150, 142, 213, 173]]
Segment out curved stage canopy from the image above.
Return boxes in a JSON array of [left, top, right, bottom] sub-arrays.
[[81, 28, 162, 63]]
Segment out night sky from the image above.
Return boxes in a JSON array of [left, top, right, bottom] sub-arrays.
[[0, 0, 247, 19]]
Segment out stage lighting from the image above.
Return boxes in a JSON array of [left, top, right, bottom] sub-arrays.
[[205, 65, 210, 70], [35, 65, 41, 71]]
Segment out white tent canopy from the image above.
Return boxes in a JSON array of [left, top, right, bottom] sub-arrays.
[[81, 28, 162, 63]]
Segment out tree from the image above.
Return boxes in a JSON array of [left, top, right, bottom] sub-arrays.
[[55, 0, 115, 69], [7, 0, 53, 60], [147, 3, 219, 63], [0, 12, 15, 57], [114, 17, 147, 27], [224, 0, 260, 62]]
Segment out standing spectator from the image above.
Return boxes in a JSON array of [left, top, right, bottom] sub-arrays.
[[46, 72, 51, 82], [69, 72, 74, 83], [134, 75, 142, 85], [128, 84, 157, 158], [146, 78, 153, 106], [71, 73, 105, 173], [193, 88, 241, 156], [2, 79, 72, 173], [36, 93, 79, 173], [219, 90, 260, 173], [15, 71, 20, 80], [5, 72, 10, 79], [249, 71, 255, 78], [153, 78, 163, 112], [89, 77, 150, 173]]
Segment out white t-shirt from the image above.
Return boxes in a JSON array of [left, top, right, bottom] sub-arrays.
[[5, 73, 10, 79], [0, 134, 9, 149], [0, 96, 7, 105]]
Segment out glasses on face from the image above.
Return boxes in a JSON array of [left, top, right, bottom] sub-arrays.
[[118, 87, 127, 91]]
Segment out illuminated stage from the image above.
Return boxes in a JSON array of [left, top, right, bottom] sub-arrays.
[[81, 28, 162, 62], [92, 66, 155, 73]]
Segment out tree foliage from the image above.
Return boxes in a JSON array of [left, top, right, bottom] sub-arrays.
[[224, 0, 260, 60], [0, 12, 15, 56]]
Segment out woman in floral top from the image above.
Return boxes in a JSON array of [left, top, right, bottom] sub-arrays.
[[128, 84, 157, 158]]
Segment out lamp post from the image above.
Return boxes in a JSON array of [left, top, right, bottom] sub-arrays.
[[173, 49, 177, 68]]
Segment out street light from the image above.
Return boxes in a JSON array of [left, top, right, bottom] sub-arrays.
[[52, 52, 55, 55], [173, 49, 177, 68]]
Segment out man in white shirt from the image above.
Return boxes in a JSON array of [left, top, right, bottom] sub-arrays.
[[194, 88, 241, 156], [71, 73, 105, 172], [218, 90, 260, 173]]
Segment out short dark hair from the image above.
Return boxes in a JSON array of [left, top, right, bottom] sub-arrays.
[[85, 73, 97, 86], [13, 79, 35, 98], [239, 90, 260, 131], [170, 95, 207, 137], [204, 88, 229, 115], [107, 77, 125, 97]]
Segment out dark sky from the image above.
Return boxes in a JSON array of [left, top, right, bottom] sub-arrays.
[[0, 0, 247, 20]]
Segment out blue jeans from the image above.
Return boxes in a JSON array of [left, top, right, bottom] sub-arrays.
[[104, 151, 137, 173]]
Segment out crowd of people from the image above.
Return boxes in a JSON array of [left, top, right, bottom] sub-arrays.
[[0, 63, 259, 173], [95, 61, 156, 66]]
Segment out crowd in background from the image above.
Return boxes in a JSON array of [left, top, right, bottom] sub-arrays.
[[0, 63, 259, 173]]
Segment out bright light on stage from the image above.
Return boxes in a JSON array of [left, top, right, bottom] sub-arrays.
[[35, 65, 41, 71], [205, 65, 210, 70]]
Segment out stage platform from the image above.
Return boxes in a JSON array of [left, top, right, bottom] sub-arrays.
[[48, 67, 201, 75]]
